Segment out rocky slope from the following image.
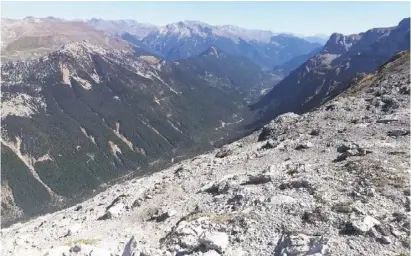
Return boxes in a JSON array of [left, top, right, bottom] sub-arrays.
[[1, 17, 129, 61], [1, 49, 409, 256], [1, 41, 278, 226], [251, 18, 410, 125]]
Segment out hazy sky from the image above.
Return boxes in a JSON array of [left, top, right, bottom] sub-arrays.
[[1, 1, 409, 36]]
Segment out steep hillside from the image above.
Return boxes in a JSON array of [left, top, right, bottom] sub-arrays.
[[251, 18, 410, 125], [2, 49, 409, 256], [1, 17, 129, 61], [1, 42, 277, 226]]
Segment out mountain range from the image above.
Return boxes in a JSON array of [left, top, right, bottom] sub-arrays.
[[1, 15, 409, 229], [251, 18, 411, 125], [123, 21, 323, 69]]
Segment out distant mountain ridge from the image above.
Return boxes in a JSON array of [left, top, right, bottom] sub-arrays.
[[2, 17, 324, 71], [86, 19, 323, 69], [137, 21, 322, 68], [251, 17, 410, 125]]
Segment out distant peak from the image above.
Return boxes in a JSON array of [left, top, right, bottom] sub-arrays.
[[322, 32, 360, 54], [398, 17, 410, 28], [275, 33, 296, 38], [23, 16, 35, 20]]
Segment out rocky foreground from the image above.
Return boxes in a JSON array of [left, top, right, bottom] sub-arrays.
[[1, 51, 410, 256]]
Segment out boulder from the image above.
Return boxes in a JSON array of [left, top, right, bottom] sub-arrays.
[[309, 129, 320, 136], [98, 203, 125, 220], [273, 233, 328, 256], [65, 223, 82, 236], [344, 215, 381, 234], [69, 244, 112, 256], [226, 248, 246, 256], [201, 178, 238, 195], [260, 139, 278, 150], [199, 231, 229, 253], [105, 194, 128, 211], [202, 250, 221, 256], [150, 209, 176, 222], [258, 113, 300, 141], [387, 129, 410, 137], [215, 148, 232, 158], [334, 142, 371, 162], [107, 202, 124, 219], [295, 141, 313, 150], [378, 236, 392, 245], [279, 179, 312, 191], [243, 174, 272, 185]]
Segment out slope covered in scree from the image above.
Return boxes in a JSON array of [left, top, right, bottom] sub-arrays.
[[2, 50, 409, 256]]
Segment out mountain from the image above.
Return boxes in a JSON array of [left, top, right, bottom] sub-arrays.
[[304, 34, 329, 44], [2, 17, 321, 70], [2, 49, 409, 256], [87, 18, 158, 39], [1, 42, 278, 226], [1, 17, 129, 61], [122, 21, 322, 69], [251, 18, 410, 124], [273, 46, 323, 76]]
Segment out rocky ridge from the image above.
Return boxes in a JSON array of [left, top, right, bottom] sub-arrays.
[[1, 49, 409, 256]]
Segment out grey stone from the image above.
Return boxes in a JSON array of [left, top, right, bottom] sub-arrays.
[[199, 231, 229, 253]]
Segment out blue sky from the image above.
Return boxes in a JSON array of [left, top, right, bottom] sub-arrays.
[[1, 1, 409, 36]]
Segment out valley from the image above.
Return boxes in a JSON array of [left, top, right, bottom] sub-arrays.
[[0, 7, 410, 256]]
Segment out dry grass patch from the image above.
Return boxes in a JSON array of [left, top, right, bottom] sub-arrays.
[[185, 212, 235, 223], [64, 238, 100, 247]]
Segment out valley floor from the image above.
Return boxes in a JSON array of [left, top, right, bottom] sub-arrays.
[[1, 52, 410, 256]]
